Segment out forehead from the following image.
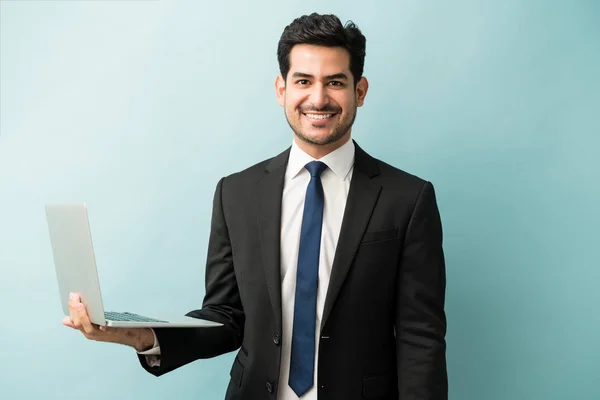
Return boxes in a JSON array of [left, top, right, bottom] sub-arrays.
[[288, 44, 351, 75]]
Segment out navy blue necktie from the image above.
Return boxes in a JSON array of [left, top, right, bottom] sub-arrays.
[[289, 161, 327, 397]]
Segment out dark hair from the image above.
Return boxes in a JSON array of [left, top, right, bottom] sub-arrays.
[[277, 13, 366, 86]]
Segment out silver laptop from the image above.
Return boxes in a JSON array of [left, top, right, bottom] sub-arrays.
[[45, 203, 222, 328]]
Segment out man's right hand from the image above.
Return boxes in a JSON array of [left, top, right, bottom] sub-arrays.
[[63, 292, 155, 352]]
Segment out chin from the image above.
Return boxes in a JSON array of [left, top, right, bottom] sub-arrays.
[[297, 130, 345, 146], [307, 133, 334, 144]]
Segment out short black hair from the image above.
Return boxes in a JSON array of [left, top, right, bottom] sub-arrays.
[[277, 13, 366, 86]]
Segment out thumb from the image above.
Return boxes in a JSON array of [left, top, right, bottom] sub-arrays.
[[98, 325, 117, 334], [62, 316, 76, 328]]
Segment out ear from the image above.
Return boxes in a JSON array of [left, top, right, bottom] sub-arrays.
[[355, 76, 369, 107], [275, 75, 286, 107]]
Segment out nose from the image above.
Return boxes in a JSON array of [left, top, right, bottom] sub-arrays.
[[308, 85, 329, 109]]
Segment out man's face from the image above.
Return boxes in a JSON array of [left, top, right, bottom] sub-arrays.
[[276, 44, 368, 148]]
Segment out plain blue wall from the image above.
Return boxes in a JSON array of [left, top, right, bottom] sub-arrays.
[[1, 1, 598, 399]]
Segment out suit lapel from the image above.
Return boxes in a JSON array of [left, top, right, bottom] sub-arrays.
[[257, 148, 290, 329], [321, 143, 381, 331], [256, 143, 381, 332]]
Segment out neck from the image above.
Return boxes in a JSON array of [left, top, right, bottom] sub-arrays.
[[294, 133, 351, 159]]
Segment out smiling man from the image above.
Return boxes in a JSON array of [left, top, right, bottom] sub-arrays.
[[276, 43, 367, 158], [64, 13, 448, 400]]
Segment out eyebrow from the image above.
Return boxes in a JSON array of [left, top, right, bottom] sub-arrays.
[[291, 72, 349, 81]]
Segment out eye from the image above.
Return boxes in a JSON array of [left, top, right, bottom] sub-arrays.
[[328, 81, 343, 86], [296, 79, 310, 85]]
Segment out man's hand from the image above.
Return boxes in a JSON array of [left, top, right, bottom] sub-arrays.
[[63, 292, 155, 352]]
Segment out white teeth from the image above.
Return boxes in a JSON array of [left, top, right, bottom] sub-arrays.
[[305, 113, 333, 120]]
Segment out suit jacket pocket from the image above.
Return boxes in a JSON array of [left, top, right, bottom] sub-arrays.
[[363, 371, 395, 398], [230, 357, 244, 388], [361, 228, 398, 244]]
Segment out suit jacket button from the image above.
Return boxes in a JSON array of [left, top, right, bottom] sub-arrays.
[[272, 334, 280, 345], [265, 381, 274, 393]]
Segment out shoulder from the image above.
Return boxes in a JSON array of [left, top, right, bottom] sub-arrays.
[[359, 149, 441, 219], [357, 144, 431, 196], [218, 147, 290, 193]]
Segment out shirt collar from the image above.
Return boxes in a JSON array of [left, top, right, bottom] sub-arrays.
[[286, 138, 355, 181]]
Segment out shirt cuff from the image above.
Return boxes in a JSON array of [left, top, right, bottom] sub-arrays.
[[136, 328, 161, 355]]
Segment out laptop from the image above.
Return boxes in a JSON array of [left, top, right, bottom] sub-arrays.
[[45, 203, 222, 328]]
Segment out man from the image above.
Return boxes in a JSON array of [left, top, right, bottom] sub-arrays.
[[64, 13, 448, 400]]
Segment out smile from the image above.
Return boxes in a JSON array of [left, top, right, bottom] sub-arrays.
[[303, 113, 336, 121]]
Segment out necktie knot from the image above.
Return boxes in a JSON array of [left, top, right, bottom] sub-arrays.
[[305, 161, 327, 178]]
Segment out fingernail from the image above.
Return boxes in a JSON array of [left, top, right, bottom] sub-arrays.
[[99, 326, 106, 331]]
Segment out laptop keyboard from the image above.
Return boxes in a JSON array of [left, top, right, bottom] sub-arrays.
[[104, 311, 167, 323]]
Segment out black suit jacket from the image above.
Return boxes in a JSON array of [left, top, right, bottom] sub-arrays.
[[140, 142, 448, 399]]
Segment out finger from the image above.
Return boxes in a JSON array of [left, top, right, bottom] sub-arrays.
[[76, 303, 96, 336], [68, 292, 81, 327], [98, 325, 117, 335], [62, 316, 77, 329], [71, 292, 81, 302]]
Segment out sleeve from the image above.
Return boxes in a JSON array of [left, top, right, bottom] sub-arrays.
[[136, 329, 160, 355], [396, 181, 448, 399], [137, 177, 245, 376], [136, 329, 161, 368]]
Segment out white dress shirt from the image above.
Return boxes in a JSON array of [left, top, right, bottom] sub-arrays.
[[140, 138, 355, 400], [277, 138, 354, 399]]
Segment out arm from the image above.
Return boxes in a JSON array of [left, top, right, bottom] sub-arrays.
[[139, 176, 245, 376], [396, 181, 448, 399]]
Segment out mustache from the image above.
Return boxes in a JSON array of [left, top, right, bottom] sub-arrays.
[[299, 105, 341, 113]]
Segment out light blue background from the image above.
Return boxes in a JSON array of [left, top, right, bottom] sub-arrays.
[[1, 0, 598, 399]]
